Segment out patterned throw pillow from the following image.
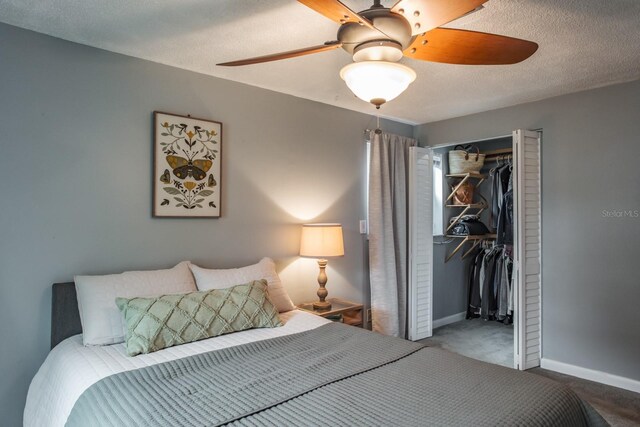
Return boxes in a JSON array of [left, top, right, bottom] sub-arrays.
[[116, 279, 282, 356]]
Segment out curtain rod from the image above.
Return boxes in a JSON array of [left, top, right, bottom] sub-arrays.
[[364, 115, 384, 135]]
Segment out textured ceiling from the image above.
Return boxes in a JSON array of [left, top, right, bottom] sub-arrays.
[[1, 0, 639, 124]]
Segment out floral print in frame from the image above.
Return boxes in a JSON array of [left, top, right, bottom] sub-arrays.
[[153, 112, 222, 217]]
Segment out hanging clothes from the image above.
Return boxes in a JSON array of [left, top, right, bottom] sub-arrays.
[[467, 153, 515, 325], [493, 162, 514, 245], [497, 255, 513, 322], [467, 249, 485, 319], [467, 245, 514, 323], [497, 189, 514, 245], [481, 247, 500, 320], [490, 164, 511, 229], [494, 254, 504, 309], [505, 256, 514, 325]]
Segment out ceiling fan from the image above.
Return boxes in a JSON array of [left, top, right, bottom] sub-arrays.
[[218, 0, 538, 109]]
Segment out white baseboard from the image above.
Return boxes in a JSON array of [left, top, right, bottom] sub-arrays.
[[541, 358, 640, 394], [433, 311, 466, 329]]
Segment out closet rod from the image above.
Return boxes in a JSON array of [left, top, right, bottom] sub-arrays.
[[483, 148, 513, 157]]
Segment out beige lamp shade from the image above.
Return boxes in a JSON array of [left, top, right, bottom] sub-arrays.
[[300, 223, 344, 258]]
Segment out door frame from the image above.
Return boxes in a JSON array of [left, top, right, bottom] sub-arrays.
[[425, 130, 542, 370]]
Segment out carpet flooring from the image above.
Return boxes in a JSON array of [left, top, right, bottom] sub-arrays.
[[528, 368, 640, 427], [420, 319, 640, 426], [419, 318, 514, 367]]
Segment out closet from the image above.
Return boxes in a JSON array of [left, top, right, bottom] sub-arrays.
[[407, 130, 541, 371]]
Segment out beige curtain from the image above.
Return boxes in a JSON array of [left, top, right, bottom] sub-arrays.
[[368, 130, 417, 337]]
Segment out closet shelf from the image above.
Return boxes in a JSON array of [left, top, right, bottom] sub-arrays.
[[445, 171, 489, 235], [446, 203, 486, 209], [445, 234, 497, 263], [446, 234, 497, 239], [444, 196, 488, 234], [445, 173, 487, 208], [445, 173, 486, 179]]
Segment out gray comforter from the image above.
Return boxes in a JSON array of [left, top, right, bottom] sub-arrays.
[[67, 323, 607, 426]]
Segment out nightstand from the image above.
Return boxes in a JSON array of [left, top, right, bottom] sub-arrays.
[[297, 298, 364, 327]]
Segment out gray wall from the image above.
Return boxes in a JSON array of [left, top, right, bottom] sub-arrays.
[[0, 23, 413, 425], [415, 79, 640, 382]]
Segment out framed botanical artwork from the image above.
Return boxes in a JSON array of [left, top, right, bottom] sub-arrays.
[[153, 112, 222, 217]]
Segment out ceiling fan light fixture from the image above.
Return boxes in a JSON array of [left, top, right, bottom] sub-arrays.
[[340, 61, 416, 109]]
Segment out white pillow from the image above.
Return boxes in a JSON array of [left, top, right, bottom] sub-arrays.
[[75, 261, 196, 346], [190, 257, 295, 313]]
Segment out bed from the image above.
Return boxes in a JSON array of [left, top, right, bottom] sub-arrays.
[[24, 282, 608, 427]]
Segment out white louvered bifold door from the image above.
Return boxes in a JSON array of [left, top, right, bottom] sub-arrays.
[[408, 146, 433, 341], [513, 130, 542, 370]]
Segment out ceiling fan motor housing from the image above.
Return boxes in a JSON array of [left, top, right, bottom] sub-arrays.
[[353, 40, 404, 62], [337, 7, 413, 61]]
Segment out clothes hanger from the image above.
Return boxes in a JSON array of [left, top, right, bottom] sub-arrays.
[[491, 154, 501, 173]]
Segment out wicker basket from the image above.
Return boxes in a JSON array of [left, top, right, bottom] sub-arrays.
[[449, 145, 485, 174]]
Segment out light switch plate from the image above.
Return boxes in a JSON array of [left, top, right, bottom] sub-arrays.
[[359, 220, 367, 234]]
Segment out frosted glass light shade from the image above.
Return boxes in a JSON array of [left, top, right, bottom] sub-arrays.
[[300, 224, 344, 258], [340, 61, 416, 108]]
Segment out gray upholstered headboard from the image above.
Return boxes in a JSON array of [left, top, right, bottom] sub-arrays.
[[51, 282, 82, 349]]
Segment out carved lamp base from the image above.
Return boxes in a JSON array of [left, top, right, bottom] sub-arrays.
[[313, 259, 331, 311]]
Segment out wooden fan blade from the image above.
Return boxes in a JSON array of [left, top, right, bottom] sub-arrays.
[[217, 42, 342, 67], [404, 28, 538, 65], [391, 0, 488, 35], [298, 0, 376, 30]]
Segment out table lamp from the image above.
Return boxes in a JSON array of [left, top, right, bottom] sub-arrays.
[[300, 223, 344, 311]]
